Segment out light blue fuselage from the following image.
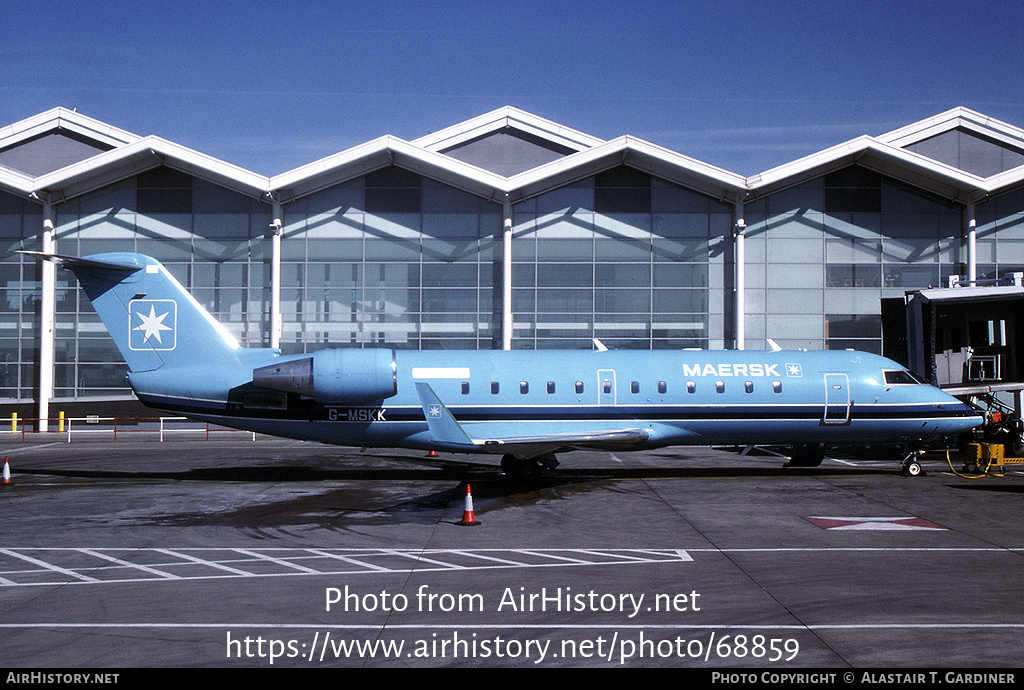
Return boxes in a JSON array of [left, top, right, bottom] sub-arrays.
[[44, 252, 981, 461], [130, 348, 980, 455]]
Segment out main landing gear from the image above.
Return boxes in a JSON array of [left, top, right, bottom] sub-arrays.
[[785, 443, 824, 468], [500, 453, 559, 482]]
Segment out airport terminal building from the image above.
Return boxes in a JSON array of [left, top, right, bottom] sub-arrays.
[[0, 106, 1023, 422]]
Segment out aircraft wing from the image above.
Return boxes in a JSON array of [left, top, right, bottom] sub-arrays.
[[414, 382, 649, 454]]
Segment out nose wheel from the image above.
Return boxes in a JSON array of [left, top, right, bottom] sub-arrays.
[[901, 449, 925, 477]]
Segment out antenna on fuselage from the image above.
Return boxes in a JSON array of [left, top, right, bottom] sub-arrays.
[[767, 338, 782, 352], [593, 338, 609, 351]]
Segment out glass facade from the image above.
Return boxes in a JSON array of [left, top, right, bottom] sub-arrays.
[[746, 167, 962, 353], [0, 192, 41, 399], [512, 167, 730, 350], [976, 185, 1024, 282], [0, 108, 1023, 404], [51, 169, 271, 396], [280, 168, 502, 352]]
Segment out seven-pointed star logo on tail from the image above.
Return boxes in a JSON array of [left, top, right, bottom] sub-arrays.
[[129, 299, 176, 351], [135, 305, 172, 343]]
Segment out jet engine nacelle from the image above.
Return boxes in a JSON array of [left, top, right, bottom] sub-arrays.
[[252, 348, 397, 404]]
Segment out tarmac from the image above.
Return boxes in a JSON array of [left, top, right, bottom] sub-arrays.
[[0, 430, 1022, 669]]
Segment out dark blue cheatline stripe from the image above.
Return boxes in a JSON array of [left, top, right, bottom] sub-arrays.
[[136, 393, 976, 424]]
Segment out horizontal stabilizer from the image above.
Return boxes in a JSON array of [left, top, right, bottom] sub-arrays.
[[414, 382, 475, 447], [19, 251, 143, 274]]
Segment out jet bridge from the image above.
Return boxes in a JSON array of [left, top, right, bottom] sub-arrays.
[[900, 273, 1024, 458]]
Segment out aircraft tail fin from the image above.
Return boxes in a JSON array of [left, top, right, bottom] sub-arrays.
[[27, 252, 243, 374]]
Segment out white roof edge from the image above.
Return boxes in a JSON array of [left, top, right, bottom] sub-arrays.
[[3, 106, 1024, 207], [31, 136, 269, 201], [0, 166, 34, 196], [269, 135, 509, 201], [746, 135, 990, 200], [878, 106, 1024, 152], [412, 106, 605, 153], [0, 107, 141, 151], [507, 135, 747, 201]]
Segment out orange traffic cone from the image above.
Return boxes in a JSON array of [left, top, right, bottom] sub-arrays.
[[456, 483, 480, 526], [427, 450, 439, 457], [1, 457, 11, 486]]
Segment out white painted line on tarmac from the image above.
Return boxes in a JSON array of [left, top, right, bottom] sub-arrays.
[[0, 548, 693, 587], [0, 548, 99, 583], [78, 548, 181, 580], [232, 548, 322, 574], [155, 549, 254, 577]]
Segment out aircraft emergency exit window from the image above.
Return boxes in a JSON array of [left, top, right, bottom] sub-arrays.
[[461, 382, 470, 395], [631, 381, 640, 394], [884, 370, 925, 385], [491, 382, 499, 394], [658, 381, 667, 394], [547, 381, 556, 394], [520, 382, 529, 394], [603, 381, 612, 394], [575, 381, 584, 394]]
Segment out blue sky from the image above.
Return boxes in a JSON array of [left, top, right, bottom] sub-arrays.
[[3, 0, 1022, 176]]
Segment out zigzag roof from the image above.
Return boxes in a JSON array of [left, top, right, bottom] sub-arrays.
[[0, 105, 1021, 208]]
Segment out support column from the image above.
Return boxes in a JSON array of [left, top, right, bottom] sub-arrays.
[[501, 193, 513, 351], [38, 199, 56, 432], [733, 199, 746, 351], [965, 199, 977, 285], [269, 197, 283, 350]]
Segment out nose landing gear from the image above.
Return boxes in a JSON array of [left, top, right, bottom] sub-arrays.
[[901, 449, 925, 477]]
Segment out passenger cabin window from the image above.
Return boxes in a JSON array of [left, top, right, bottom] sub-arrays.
[[744, 381, 754, 394], [687, 381, 696, 394], [630, 381, 640, 394], [658, 381, 667, 394], [773, 381, 783, 394], [603, 381, 612, 395], [575, 381, 584, 394], [884, 370, 925, 385], [547, 381, 556, 394], [491, 382, 500, 394], [461, 382, 470, 395], [520, 382, 529, 394], [716, 381, 725, 394]]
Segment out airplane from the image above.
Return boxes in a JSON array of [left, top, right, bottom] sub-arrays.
[[31, 252, 984, 479]]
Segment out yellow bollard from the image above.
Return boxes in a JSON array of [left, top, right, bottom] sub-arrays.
[[59, 411, 64, 433], [10, 412, 16, 433]]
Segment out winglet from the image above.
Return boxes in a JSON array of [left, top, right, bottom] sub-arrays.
[[414, 382, 475, 447]]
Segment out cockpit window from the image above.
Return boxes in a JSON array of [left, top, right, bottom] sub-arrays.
[[884, 370, 926, 385]]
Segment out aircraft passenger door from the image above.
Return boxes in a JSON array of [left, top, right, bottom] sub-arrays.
[[597, 369, 616, 405], [823, 373, 851, 425]]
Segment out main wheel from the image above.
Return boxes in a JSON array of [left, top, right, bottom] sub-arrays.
[[786, 443, 824, 468], [500, 454, 542, 482]]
